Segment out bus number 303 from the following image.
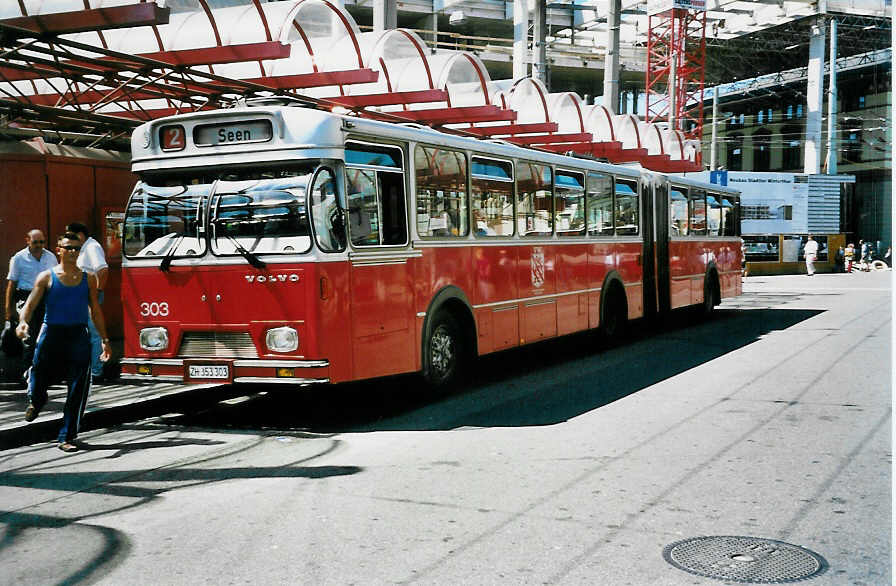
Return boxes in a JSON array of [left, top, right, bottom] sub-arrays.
[[140, 302, 170, 317]]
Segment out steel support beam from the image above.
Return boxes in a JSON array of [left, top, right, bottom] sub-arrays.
[[513, 0, 529, 80], [532, 0, 548, 85], [373, 0, 398, 32], [602, 0, 621, 113], [825, 18, 838, 175], [0, 3, 169, 36], [804, 16, 825, 174]]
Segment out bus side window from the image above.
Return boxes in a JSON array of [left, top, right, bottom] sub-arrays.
[[344, 141, 407, 247], [614, 179, 639, 235], [706, 192, 722, 236], [586, 172, 614, 236], [689, 189, 707, 235], [380, 172, 407, 245], [346, 169, 379, 247], [670, 187, 688, 236], [721, 195, 738, 236], [556, 170, 585, 237], [471, 157, 514, 237], [310, 168, 345, 252], [415, 145, 468, 238], [517, 161, 553, 237]]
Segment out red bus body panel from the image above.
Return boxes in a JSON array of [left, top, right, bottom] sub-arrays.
[[122, 236, 741, 385]]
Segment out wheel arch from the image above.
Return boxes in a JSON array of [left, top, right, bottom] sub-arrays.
[[421, 285, 477, 376], [599, 270, 627, 326]]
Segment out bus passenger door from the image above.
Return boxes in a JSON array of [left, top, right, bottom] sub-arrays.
[[652, 179, 671, 315], [641, 177, 658, 321], [345, 161, 415, 380]]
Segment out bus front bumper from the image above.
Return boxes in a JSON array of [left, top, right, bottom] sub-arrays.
[[119, 358, 330, 386]]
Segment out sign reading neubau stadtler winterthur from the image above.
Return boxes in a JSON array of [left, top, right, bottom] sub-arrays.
[[688, 171, 851, 236], [647, 0, 706, 15]]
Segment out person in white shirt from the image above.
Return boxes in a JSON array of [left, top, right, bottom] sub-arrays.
[[804, 234, 819, 277], [5, 229, 58, 380], [66, 222, 109, 381]]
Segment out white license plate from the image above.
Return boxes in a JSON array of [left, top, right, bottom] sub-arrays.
[[188, 365, 229, 379]]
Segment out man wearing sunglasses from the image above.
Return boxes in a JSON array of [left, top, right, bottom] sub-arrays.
[[16, 232, 111, 453], [4, 229, 58, 385]]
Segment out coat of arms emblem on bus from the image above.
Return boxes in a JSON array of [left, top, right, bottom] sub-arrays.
[[531, 247, 545, 288]]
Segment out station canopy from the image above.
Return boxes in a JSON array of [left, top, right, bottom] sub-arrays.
[[0, 0, 705, 171]]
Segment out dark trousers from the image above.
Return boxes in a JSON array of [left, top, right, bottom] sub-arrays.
[[28, 324, 91, 443]]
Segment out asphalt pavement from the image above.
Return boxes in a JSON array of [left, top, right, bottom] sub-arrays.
[[0, 269, 891, 585]]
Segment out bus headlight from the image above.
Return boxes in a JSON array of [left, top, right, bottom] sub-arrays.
[[266, 327, 298, 352], [139, 327, 169, 351]]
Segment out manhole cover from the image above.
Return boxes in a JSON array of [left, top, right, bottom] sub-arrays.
[[662, 536, 827, 583]]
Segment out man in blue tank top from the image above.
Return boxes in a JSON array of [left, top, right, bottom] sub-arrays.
[[16, 232, 111, 453]]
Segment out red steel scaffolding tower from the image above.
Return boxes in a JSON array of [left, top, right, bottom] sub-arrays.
[[645, 5, 707, 141]]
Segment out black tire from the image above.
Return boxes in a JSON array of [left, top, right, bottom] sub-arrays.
[[702, 273, 719, 317], [600, 286, 627, 344], [423, 312, 466, 389]]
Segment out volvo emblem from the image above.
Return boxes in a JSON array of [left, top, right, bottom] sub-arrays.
[[245, 274, 300, 283]]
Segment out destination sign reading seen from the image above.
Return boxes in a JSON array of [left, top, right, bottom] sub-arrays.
[[193, 119, 273, 147]]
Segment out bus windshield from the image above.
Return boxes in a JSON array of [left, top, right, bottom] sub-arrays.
[[124, 181, 208, 258], [211, 172, 313, 256], [124, 163, 326, 259]]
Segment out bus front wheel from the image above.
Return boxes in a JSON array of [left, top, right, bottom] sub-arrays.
[[423, 312, 465, 389]]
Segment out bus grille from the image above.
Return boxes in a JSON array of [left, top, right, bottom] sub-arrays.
[[178, 332, 259, 358]]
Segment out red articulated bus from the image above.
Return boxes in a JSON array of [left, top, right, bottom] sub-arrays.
[[119, 103, 741, 387]]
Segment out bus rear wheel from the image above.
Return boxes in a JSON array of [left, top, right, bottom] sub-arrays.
[[703, 274, 720, 317], [600, 287, 627, 344], [423, 312, 465, 389]]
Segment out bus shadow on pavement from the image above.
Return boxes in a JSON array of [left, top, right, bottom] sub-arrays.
[[434, 307, 825, 430], [186, 306, 823, 433]]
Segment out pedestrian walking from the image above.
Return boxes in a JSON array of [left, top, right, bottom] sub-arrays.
[[65, 222, 109, 383], [844, 243, 855, 273], [4, 229, 58, 385], [16, 232, 111, 452], [834, 246, 845, 273], [803, 234, 819, 276], [859, 239, 870, 270]]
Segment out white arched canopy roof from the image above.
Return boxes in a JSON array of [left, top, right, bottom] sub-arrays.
[[614, 114, 643, 150], [639, 122, 665, 155], [357, 29, 435, 94], [582, 105, 616, 142], [499, 78, 550, 124], [548, 92, 585, 133], [429, 51, 492, 107], [665, 129, 687, 160]]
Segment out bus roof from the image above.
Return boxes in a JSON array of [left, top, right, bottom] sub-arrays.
[[131, 105, 733, 191]]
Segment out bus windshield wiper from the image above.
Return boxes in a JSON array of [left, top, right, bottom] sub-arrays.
[[223, 234, 266, 269], [159, 234, 185, 272]]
